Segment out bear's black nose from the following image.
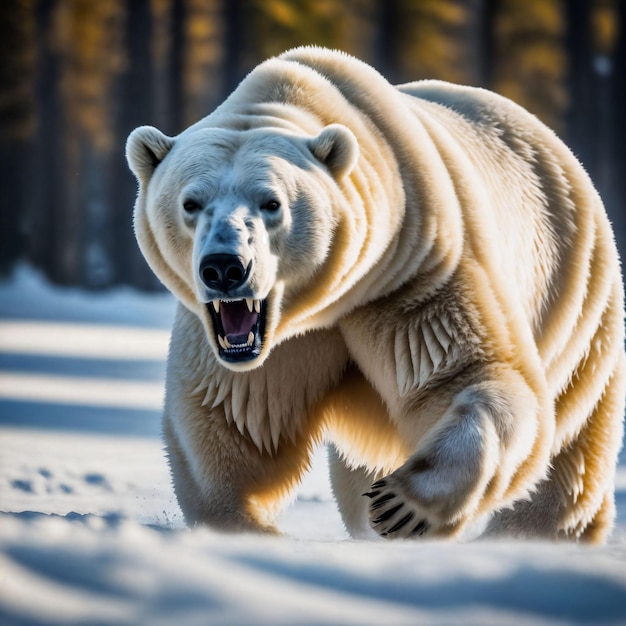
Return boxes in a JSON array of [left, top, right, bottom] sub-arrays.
[[200, 254, 248, 293]]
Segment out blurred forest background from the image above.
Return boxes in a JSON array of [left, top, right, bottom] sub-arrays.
[[1, 0, 625, 290]]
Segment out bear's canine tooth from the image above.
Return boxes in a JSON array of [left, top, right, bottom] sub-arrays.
[[246, 298, 254, 313], [213, 300, 220, 313], [254, 299, 261, 313], [218, 335, 230, 349], [247, 331, 254, 346]]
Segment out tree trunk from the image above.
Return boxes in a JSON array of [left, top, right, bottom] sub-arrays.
[[610, 0, 626, 260], [29, 0, 76, 285], [0, 0, 36, 275], [565, 0, 595, 176], [112, 0, 162, 289]]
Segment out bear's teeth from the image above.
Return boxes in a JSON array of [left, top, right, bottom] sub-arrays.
[[213, 300, 220, 313], [254, 299, 261, 313], [246, 298, 254, 313], [247, 331, 254, 346], [218, 335, 231, 349]]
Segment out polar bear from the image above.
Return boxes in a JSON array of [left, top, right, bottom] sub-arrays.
[[126, 46, 625, 542]]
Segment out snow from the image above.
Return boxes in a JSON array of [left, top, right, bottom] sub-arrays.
[[1, 264, 625, 626]]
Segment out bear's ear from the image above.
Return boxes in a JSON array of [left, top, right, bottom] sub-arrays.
[[307, 124, 359, 179], [126, 125, 174, 184]]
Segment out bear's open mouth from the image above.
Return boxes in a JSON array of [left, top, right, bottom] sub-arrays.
[[207, 298, 266, 363]]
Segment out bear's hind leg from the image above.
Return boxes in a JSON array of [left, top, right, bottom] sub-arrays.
[[482, 477, 565, 540]]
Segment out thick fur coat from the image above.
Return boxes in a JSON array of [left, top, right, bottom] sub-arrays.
[[126, 47, 625, 542]]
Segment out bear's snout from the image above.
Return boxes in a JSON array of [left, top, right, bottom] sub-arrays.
[[199, 253, 250, 294]]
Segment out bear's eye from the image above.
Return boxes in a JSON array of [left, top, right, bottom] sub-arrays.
[[260, 199, 280, 212], [183, 199, 202, 213]]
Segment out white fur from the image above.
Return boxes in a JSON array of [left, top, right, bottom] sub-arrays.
[[126, 47, 625, 542]]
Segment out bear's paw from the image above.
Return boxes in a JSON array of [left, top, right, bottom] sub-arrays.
[[365, 478, 432, 539]]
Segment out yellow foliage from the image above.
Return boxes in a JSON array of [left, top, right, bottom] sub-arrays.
[[151, 0, 171, 71], [0, 0, 37, 141], [383, 0, 482, 85], [183, 0, 224, 125], [55, 0, 125, 153], [491, 0, 566, 132], [592, 0, 619, 54], [247, 0, 377, 63]]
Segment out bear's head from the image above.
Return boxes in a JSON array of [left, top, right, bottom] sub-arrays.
[[126, 123, 359, 371]]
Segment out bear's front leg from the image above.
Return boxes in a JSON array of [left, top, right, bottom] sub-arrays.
[[365, 366, 552, 539], [164, 405, 278, 533], [165, 402, 320, 534]]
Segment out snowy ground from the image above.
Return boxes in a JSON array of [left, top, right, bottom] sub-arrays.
[[1, 265, 625, 626]]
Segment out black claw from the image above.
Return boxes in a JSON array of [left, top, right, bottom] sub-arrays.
[[372, 493, 396, 510], [411, 520, 429, 536], [362, 491, 380, 499], [373, 504, 403, 524], [371, 480, 387, 490], [387, 512, 414, 534]]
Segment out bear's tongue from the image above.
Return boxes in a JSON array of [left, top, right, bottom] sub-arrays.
[[220, 300, 258, 340]]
